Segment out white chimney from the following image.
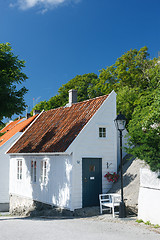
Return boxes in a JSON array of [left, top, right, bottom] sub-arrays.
[[68, 89, 77, 106], [33, 110, 41, 116]]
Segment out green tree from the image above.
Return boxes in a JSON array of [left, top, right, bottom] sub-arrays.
[[33, 73, 98, 111], [127, 87, 160, 171], [0, 43, 28, 120], [58, 73, 99, 103], [97, 47, 157, 121]]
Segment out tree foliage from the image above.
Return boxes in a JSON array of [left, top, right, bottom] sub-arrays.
[[127, 88, 160, 171], [0, 43, 28, 120], [33, 73, 98, 111]]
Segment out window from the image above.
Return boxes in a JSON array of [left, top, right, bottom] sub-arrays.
[[89, 165, 95, 172], [31, 161, 37, 183], [17, 160, 22, 180], [41, 161, 47, 183], [99, 127, 106, 138]]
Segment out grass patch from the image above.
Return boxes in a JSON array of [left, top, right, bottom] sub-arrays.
[[145, 221, 151, 225], [153, 224, 160, 229], [136, 219, 143, 223], [136, 219, 160, 229]]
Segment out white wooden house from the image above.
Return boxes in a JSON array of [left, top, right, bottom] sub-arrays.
[[0, 116, 37, 211], [7, 90, 118, 212]]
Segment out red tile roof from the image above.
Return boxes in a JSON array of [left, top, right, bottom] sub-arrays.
[[0, 119, 22, 133], [0, 116, 38, 147], [7, 95, 108, 154]]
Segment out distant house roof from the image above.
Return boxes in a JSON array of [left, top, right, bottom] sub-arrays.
[[7, 95, 108, 154], [0, 119, 22, 133], [0, 116, 38, 147]]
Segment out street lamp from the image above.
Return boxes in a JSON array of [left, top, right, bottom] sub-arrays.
[[114, 112, 126, 218]]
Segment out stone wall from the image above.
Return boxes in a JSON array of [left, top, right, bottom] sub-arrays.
[[9, 194, 73, 217], [10, 194, 38, 216]]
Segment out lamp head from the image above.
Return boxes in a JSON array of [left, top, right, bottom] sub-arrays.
[[114, 112, 126, 131]]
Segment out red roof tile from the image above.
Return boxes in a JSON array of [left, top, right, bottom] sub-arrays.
[[0, 116, 38, 147], [0, 119, 22, 133], [7, 95, 108, 153]]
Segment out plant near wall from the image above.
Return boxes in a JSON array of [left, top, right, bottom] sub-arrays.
[[104, 172, 119, 183]]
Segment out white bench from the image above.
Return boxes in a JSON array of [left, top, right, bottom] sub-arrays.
[[99, 193, 121, 218]]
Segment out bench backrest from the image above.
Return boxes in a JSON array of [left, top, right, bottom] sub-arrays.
[[99, 194, 121, 204]]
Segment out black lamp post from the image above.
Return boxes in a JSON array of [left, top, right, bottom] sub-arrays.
[[114, 112, 126, 218]]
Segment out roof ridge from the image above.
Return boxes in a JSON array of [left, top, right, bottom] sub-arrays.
[[44, 94, 108, 114], [69, 94, 108, 105]]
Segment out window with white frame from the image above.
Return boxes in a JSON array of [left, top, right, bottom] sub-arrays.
[[99, 127, 106, 138], [31, 160, 37, 183], [41, 161, 47, 183], [17, 160, 22, 180]]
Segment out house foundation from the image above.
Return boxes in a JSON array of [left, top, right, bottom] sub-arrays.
[[9, 194, 73, 217]]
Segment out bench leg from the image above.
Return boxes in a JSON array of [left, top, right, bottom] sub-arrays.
[[112, 206, 115, 218], [100, 204, 102, 214]]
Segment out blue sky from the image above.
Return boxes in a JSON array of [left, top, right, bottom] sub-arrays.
[[1, 0, 160, 117]]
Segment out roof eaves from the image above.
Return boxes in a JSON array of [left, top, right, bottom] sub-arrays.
[[7, 152, 71, 156]]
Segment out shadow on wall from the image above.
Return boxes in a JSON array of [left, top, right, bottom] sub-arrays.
[[110, 155, 136, 193]]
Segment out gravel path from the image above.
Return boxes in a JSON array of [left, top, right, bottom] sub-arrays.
[[0, 215, 159, 240]]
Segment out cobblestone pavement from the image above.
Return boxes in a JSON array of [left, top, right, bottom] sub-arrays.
[[0, 213, 159, 240]]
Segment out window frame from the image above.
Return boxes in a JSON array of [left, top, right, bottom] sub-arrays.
[[41, 160, 47, 184], [17, 159, 23, 180], [99, 127, 107, 138], [31, 160, 37, 183]]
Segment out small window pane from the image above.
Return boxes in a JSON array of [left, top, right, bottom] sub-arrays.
[[34, 161, 36, 182], [41, 161, 43, 182], [99, 132, 102, 137], [31, 161, 33, 181], [31, 160, 36, 183], [90, 165, 95, 172]]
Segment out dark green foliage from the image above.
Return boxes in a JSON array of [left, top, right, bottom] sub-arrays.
[[33, 73, 98, 111], [127, 88, 160, 171], [0, 43, 28, 120]]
